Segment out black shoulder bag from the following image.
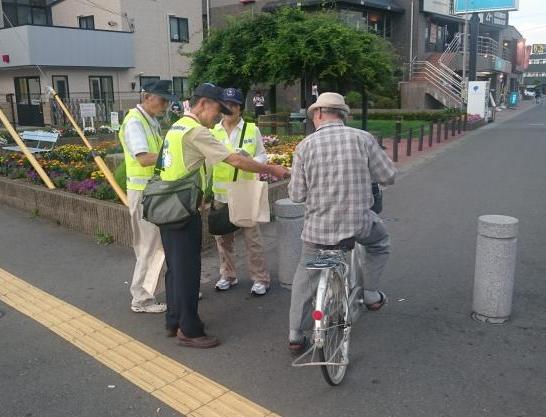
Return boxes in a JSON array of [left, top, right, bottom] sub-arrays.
[[142, 135, 203, 227], [207, 122, 247, 236]]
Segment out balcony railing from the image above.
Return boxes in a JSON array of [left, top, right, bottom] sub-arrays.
[[0, 25, 134, 69]]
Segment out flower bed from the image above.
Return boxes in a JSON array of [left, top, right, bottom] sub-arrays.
[[0, 142, 122, 201], [261, 134, 301, 183]]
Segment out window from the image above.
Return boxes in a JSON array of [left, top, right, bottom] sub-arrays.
[[78, 15, 95, 30], [139, 76, 160, 89], [2, 0, 51, 27], [52, 75, 69, 99], [89, 76, 114, 103], [169, 16, 189, 42], [173, 77, 191, 99]]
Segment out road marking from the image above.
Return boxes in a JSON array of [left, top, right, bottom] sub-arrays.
[[0, 267, 281, 417]]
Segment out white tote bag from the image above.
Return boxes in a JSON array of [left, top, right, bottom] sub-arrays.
[[226, 179, 270, 228]]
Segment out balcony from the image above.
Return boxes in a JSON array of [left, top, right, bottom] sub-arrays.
[[0, 25, 134, 69]]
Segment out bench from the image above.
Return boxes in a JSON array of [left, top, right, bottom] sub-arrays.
[[2, 130, 60, 154]]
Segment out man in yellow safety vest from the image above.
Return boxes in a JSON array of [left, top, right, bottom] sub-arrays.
[[210, 88, 271, 296], [159, 83, 289, 348], [119, 80, 176, 314]]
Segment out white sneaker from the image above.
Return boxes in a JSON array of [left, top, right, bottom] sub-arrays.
[[131, 302, 167, 313], [199, 292, 203, 300], [250, 282, 269, 296], [215, 277, 238, 291]]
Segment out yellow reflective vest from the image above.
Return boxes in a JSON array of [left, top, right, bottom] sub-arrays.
[[160, 116, 205, 188], [119, 108, 162, 191], [211, 121, 257, 198]]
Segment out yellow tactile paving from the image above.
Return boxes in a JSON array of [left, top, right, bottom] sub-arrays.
[[0, 267, 280, 417]]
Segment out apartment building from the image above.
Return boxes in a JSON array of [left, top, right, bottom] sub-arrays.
[[523, 44, 546, 93], [0, 0, 203, 126]]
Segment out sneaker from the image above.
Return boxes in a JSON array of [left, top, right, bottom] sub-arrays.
[[199, 291, 203, 300], [215, 277, 238, 291], [131, 302, 167, 313], [250, 282, 269, 296]]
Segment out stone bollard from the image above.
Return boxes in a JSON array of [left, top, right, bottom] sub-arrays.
[[274, 198, 305, 289], [472, 215, 519, 324]]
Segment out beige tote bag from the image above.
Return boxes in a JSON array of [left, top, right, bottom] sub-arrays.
[[226, 179, 270, 228]]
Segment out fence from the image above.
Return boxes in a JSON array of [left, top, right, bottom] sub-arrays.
[[374, 115, 470, 163]]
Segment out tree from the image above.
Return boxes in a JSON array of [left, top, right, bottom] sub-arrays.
[[188, 8, 396, 109]]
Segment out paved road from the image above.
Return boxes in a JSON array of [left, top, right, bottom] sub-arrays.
[[1, 104, 545, 417]]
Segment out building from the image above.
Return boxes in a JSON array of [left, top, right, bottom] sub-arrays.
[[0, 0, 202, 126], [523, 44, 546, 94], [206, 0, 526, 111], [401, 1, 526, 109]]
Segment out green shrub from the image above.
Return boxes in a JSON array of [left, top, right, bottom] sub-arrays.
[[114, 161, 127, 193], [345, 91, 362, 108], [372, 96, 398, 109], [367, 109, 463, 121]]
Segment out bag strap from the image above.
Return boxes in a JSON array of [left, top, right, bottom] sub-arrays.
[[233, 121, 247, 182]]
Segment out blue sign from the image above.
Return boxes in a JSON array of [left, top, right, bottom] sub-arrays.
[[454, 0, 518, 14], [509, 92, 518, 107]]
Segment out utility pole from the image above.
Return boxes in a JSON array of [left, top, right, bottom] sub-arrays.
[[468, 13, 480, 82]]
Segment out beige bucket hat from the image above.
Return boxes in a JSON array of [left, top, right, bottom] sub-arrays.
[[308, 92, 350, 114]]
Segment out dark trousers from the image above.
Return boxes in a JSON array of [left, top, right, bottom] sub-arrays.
[[160, 214, 205, 338], [255, 106, 265, 119]]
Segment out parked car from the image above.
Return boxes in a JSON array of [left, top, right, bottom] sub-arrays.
[[523, 89, 536, 99]]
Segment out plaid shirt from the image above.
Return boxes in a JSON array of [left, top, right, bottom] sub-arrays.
[[288, 121, 396, 245]]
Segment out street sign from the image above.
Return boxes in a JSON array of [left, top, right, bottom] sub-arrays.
[[467, 81, 489, 119], [79, 103, 96, 119], [454, 0, 518, 14], [509, 92, 519, 107], [422, 0, 451, 15], [532, 44, 546, 55], [110, 112, 120, 131]]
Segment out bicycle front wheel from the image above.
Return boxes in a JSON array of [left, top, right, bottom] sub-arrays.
[[318, 270, 350, 386]]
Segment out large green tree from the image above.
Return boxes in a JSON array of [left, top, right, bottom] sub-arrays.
[[188, 8, 396, 107]]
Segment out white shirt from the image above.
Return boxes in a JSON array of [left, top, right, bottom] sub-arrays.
[[124, 104, 161, 158], [253, 95, 265, 107], [218, 118, 267, 164]]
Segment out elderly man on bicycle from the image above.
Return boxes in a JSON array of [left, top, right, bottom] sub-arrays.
[[287, 92, 396, 352]]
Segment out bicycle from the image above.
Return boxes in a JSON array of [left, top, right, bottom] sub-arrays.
[[292, 238, 367, 386]]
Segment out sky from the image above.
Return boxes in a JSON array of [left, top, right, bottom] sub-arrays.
[[508, 0, 546, 45]]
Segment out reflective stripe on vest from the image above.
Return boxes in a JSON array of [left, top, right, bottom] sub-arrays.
[[211, 122, 257, 197], [118, 108, 162, 191], [160, 116, 206, 188]]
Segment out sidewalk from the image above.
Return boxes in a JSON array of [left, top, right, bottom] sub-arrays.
[[1, 101, 545, 417]]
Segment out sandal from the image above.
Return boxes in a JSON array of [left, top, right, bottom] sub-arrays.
[[366, 291, 387, 311], [288, 337, 308, 354]]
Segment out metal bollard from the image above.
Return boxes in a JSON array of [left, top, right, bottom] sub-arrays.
[[418, 125, 424, 151], [472, 215, 519, 324], [406, 128, 413, 156], [274, 199, 305, 288]]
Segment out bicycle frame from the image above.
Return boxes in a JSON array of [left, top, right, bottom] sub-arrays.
[[292, 245, 365, 368]]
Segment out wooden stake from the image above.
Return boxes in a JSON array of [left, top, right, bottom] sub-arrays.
[[48, 87, 128, 207], [0, 108, 55, 189]]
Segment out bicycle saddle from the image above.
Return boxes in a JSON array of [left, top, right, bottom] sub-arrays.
[[318, 238, 356, 252]]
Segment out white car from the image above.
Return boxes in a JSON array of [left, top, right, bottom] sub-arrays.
[[523, 89, 536, 98]]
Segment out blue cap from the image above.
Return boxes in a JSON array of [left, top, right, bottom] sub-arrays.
[[222, 88, 244, 105]]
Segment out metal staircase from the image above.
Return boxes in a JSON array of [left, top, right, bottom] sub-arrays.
[[408, 34, 465, 109]]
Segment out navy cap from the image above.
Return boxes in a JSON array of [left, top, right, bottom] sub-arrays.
[[141, 80, 178, 102], [192, 83, 233, 115], [222, 88, 244, 105]]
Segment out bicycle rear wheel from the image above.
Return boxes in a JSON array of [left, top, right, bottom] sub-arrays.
[[318, 270, 350, 386]]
